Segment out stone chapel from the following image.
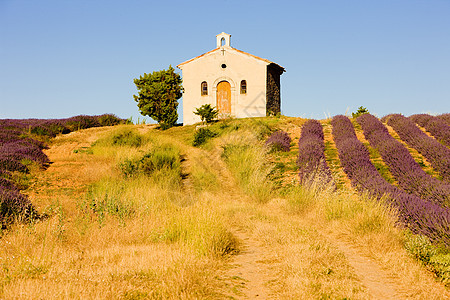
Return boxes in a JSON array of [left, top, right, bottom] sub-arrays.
[[177, 32, 285, 125]]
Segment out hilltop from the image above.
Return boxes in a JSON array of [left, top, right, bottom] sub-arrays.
[[1, 115, 449, 299]]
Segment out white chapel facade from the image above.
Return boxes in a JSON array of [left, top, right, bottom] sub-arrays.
[[177, 32, 285, 125]]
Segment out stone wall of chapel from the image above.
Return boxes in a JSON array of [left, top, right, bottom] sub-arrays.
[[266, 64, 282, 116]]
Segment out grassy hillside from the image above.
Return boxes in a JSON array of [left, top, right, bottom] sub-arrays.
[[1, 116, 449, 299]]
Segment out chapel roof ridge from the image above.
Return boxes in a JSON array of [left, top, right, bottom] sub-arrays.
[[177, 44, 285, 72]]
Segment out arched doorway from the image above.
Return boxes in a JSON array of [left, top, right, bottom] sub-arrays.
[[216, 81, 231, 117]]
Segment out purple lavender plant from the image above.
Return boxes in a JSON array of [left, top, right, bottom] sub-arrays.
[[331, 115, 450, 246], [297, 120, 333, 184], [438, 113, 450, 125], [0, 114, 126, 225], [384, 114, 450, 183], [265, 130, 291, 152], [410, 114, 450, 147], [357, 113, 450, 205], [0, 188, 38, 225]]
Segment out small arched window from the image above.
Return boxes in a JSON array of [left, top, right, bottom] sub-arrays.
[[221, 37, 225, 47], [240, 80, 247, 94], [201, 81, 208, 96]]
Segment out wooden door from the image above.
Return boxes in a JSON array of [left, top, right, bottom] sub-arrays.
[[216, 81, 231, 116]]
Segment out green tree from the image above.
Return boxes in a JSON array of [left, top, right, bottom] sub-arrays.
[[352, 106, 369, 118], [194, 104, 219, 124], [133, 66, 182, 129]]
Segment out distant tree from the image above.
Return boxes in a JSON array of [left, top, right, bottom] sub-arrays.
[[352, 106, 369, 118], [194, 104, 219, 124], [133, 66, 182, 130]]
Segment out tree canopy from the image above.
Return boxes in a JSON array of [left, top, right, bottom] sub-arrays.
[[133, 66, 182, 129], [352, 106, 369, 118]]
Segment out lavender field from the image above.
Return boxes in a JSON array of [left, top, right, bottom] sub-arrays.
[[1, 113, 450, 297], [0, 114, 126, 226], [331, 114, 450, 246]]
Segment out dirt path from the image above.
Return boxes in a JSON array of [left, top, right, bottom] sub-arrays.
[[190, 140, 403, 299], [181, 144, 277, 299], [223, 227, 279, 299], [332, 239, 401, 299]]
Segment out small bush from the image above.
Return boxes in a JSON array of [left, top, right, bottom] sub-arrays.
[[352, 106, 369, 118], [0, 157, 28, 173], [64, 115, 100, 131], [404, 231, 450, 284], [119, 145, 181, 177], [0, 188, 39, 225], [265, 130, 291, 152], [111, 129, 143, 147], [118, 159, 139, 177], [194, 104, 219, 124], [30, 125, 52, 136], [429, 254, 450, 283], [404, 232, 437, 262], [97, 114, 126, 126], [94, 128, 144, 148], [193, 128, 217, 147]]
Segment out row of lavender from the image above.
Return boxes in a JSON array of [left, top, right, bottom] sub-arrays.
[[356, 114, 450, 205], [0, 114, 127, 138], [0, 114, 126, 225], [296, 119, 333, 184], [435, 113, 450, 126], [410, 114, 450, 147], [331, 115, 450, 246], [382, 114, 450, 183]]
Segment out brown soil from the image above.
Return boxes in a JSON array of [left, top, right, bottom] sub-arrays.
[[223, 227, 280, 299]]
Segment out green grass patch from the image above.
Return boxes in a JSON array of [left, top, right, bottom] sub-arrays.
[[404, 232, 450, 285], [93, 126, 147, 148]]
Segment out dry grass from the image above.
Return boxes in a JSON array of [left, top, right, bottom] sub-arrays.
[[1, 126, 237, 299], [2, 119, 449, 299]]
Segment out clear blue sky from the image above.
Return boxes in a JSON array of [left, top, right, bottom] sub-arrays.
[[1, 0, 449, 122]]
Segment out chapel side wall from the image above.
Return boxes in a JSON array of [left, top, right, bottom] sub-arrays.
[[266, 64, 281, 116]]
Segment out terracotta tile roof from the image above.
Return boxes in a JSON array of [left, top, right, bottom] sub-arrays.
[[177, 47, 285, 72]]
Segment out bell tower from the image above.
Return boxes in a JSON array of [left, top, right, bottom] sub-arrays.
[[216, 32, 231, 48]]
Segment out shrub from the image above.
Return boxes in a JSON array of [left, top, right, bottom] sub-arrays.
[[265, 130, 291, 152], [193, 128, 217, 147], [97, 114, 126, 126], [438, 113, 450, 125], [352, 106, 369, 118], [0, 157, 28, 173], [0, 187, 38, 225], [92, 128, 145, 148], [0, 115, 127, 227], [194, 104, 219, 124], [0, 177, 18, 191], [119, 145, 181, 177], [405, 231, 450, 284], [110, 129, 143, 147]]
